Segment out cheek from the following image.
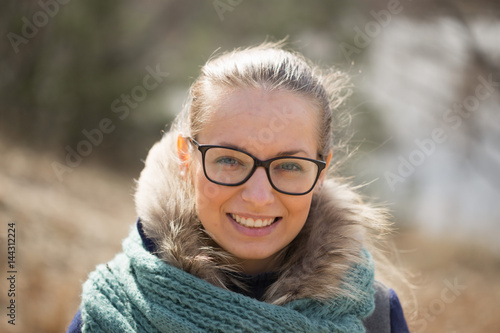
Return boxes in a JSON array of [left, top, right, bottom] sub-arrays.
[[193, 166, 220, 212], [192, 164, 234, 224], [285, 194, 313, 226]]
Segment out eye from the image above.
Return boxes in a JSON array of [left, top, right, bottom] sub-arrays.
[[275, 161, 303, 172], [215, 156, 241, 166]]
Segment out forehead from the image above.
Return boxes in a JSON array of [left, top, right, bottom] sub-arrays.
[[199, 88, 320, 157]]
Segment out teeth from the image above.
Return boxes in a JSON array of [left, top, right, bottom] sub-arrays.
[[231, 214, 276, 228]]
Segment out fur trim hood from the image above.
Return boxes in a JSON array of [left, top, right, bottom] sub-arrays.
[[134, 132, 388, 305]]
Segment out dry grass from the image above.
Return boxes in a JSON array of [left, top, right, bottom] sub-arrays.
[[0, 141, 499, 332], [0, 142, 135, 333], [395, 232, 500, 332]]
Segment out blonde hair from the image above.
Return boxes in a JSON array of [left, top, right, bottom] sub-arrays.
[[174, 41, 352, 164]]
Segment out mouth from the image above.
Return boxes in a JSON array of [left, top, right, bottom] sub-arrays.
[[229, 213, 281, 228]]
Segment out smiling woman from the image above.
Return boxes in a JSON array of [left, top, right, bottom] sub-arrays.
[[68, 41, 410, 332]]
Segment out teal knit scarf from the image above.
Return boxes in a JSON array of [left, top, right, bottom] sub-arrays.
[[81, 227, 375, 332]]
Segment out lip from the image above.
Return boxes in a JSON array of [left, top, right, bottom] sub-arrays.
[[227, 213, 281, 237]]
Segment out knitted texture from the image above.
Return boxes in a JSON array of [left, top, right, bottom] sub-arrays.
[[81, 227, 376, 333]]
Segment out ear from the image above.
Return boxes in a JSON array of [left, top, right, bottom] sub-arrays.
[[323, 150, 333, 177], [316, 150, 332, 191], [177, 135, 191, 177]]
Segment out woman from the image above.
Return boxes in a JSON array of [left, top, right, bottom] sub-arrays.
[[68, 42, 410, 332]]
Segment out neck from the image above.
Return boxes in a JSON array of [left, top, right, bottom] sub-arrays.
[[237, 255, 279, 275]]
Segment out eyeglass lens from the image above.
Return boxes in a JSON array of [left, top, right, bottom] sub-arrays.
[[203, 147, 319, 194]]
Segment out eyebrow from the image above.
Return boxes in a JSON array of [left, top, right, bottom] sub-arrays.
[[218, 142, 308, 157]]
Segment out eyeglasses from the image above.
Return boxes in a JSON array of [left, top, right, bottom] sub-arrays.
[[188, 138, 326, 195]]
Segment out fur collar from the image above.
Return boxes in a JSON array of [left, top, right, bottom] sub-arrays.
[[134, 132, 386, 305]]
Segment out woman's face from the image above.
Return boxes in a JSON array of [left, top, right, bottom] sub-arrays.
[[183, 88, 330, 273]]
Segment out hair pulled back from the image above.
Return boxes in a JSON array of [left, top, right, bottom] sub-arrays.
[[173, 41, 352, 167]]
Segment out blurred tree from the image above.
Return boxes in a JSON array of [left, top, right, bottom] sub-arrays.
[[1, 1, 363, 174]]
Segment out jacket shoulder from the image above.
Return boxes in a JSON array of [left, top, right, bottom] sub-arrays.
[[66, 308, 82, 333], [363, 281, 411, 333], [363, 281, 391, 333]]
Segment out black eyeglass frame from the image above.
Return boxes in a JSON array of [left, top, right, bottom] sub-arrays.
[[188, 137, 326, 195]]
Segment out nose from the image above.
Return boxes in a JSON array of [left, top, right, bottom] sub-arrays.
[[241, 167, 275, 206]]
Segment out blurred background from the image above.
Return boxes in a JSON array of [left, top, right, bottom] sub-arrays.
[[1, 0, 499, 332]]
